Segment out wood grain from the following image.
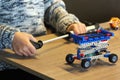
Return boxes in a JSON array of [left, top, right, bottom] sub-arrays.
[[0, 22, 120, 80]]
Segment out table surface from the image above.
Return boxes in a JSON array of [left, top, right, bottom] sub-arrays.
[[0, 23, 120, 80]]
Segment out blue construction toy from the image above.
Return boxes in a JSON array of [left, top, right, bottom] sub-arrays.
[[66, 28, 118, 69], [30, 25, 118, 69]]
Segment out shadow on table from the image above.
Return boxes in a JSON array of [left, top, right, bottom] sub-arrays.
[[63, 59, 116, 73]]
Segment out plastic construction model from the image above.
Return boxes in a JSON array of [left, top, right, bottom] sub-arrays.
[[109, 17, 120, 30], [30, 25, 118, 69], [65, 28, 118, 69]]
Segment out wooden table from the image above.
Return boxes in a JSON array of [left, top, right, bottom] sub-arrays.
[[0, 23, 120, 80]]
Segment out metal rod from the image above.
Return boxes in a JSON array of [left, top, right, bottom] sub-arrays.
[[42, 25, 97, 44], [43, 34, 69, 44]]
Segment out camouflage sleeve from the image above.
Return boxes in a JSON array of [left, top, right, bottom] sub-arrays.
[[44, 0, 80, 34], [0, 25, 20, 49]]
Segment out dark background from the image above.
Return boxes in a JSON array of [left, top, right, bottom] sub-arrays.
[[64, 0, 120, 23]]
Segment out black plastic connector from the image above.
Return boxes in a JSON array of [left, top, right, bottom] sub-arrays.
[[30, 40, 43, 49]]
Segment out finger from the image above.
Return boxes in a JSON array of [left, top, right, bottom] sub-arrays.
[[14, 48, 25, 56], [82, 24, 87, 32], [78, 23, 87, 34], [13, 46, 24, 56], [29, 35, 37, 42], [27, 41, 36, 55], [15, 50, 24, 56], [23, 46, 35, 56], [73, 27, 80, 34], [79, 26, 86, 34], [18, 48, 29, 56]]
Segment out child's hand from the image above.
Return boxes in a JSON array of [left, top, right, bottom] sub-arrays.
[[66, 22, 87, 34], [12, 32, 37, 56]]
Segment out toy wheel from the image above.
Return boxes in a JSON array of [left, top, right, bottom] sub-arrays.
[[109, 54, 118, 63], [81, 59, 91, 69], [111, 27, 118, 30], [114, 27, 119, 30], [66, 54, 74, 64]]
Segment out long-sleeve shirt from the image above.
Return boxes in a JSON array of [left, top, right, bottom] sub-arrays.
[[0, 0, 80, 49], [0, 0, 80, 71]]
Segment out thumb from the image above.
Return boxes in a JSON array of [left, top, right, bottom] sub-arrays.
[[29, 35, 37, 42]]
